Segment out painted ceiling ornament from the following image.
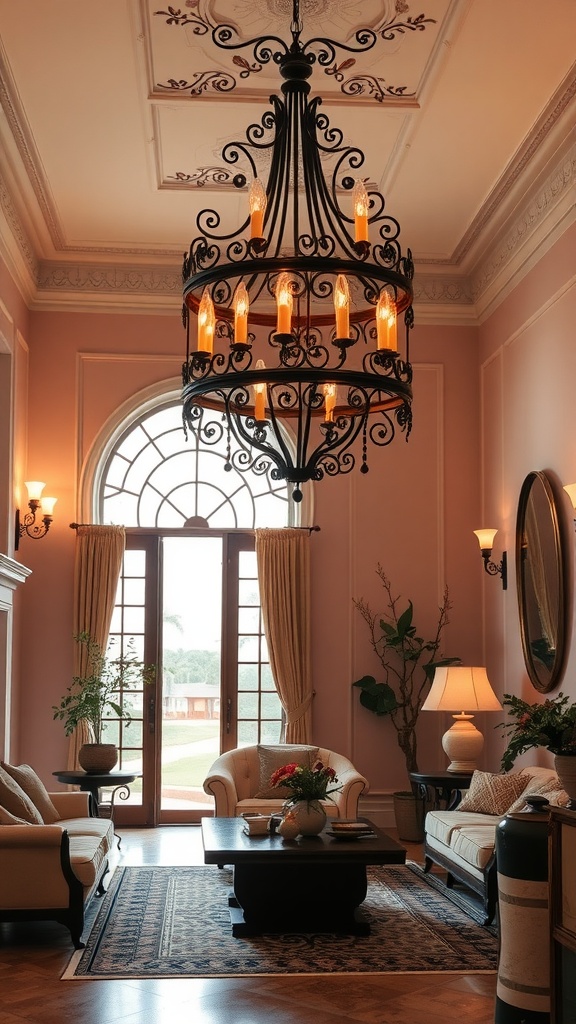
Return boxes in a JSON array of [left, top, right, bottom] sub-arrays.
[[154, 0, 437, 100]]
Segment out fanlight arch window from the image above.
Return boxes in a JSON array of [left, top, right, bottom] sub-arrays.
[[96, 393, 296, 528]]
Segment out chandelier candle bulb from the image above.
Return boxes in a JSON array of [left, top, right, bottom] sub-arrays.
[[323, 383, 337, 422], [275, 273, 293, 335], [387, 306, 397, 352], [233, 283, 249, 345], [197, 289, 215, 354], [353, 179, 369, 243], [249, 178, 267, 239], [334, 275, 350, 339], [376, 291, 391, 349], [253, 360, 267, 421]]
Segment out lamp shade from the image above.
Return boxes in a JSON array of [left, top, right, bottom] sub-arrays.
[[473, 528, 498, 552], [422, 666, 502, 772], [422, 666, 502, 713]]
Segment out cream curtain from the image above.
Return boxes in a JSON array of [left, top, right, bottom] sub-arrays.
[[68, 525, 126, 768], [255, 528, 312, 743]]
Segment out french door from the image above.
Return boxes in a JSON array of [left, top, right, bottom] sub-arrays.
[[106, 529, 283, 826]]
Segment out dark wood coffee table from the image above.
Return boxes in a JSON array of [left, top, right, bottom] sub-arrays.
[[201, 817, 406, 936]]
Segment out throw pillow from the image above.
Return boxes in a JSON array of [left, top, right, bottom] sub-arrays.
[[457, 770, 527, 816], [255, 744, 320, 799], [1, 762, 60, 824], [507, 775, 569, 814], [0, 764, 43, 824], [0, 805, 29, 825]]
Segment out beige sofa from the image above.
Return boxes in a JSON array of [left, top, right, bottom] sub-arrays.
[[203, 744, 368, 819], [0, 778, 114, 948], [423, 766, 566, 924]]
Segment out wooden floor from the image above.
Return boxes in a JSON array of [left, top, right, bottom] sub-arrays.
[[0, 826, 497, 1024]]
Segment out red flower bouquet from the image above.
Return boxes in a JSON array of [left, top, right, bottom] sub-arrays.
[[270, 760, 341, 805]]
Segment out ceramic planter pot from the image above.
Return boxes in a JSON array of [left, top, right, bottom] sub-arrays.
[[78, 743, 118, 773]]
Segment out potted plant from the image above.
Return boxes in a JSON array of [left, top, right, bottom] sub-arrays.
[[498, 692, 576, 804], [53, 631, 155, 772], [352, 566, 460, 840]]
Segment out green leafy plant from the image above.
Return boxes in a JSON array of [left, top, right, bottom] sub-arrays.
[[52, 632, 155, 743], [352, 566, 460, 777], [270, 761, 341, 805], [498, 692, 576, 772]]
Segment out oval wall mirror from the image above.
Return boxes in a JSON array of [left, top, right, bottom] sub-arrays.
[[516, 470, 569, 693]]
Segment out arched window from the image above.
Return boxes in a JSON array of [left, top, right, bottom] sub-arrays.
[[97, 394, 292, 528], [84, 388, 304, 825]]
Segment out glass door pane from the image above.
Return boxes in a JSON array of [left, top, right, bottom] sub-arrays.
[[236, 549, 283, 746], [160, 536, 222, 815]]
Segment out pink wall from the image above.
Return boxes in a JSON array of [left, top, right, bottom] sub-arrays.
[[478, 220, 576, 769]]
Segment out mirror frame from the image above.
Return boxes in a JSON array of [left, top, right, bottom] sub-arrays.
[[516, 470, 569, 693]]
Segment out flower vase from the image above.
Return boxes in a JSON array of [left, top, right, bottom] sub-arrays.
[[290, 799, 327, 836]]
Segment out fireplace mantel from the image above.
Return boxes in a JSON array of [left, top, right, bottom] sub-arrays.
[[0, 554, 32, 606]]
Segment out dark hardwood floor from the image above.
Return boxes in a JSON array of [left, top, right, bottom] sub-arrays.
[[0, 826, 497, 1024]]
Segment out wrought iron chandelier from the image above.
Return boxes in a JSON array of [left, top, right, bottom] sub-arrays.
[[182, 1, 414, 502]]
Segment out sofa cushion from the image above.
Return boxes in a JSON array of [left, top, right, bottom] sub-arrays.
[[457, 770, 526, 815], [254, 744, 319, 799], [1, 762, 60, 823], [0, 765, 43, 824], [450, 825, 498, 870], [425, 810, 502, 846], [63, 816, 114, 853], [68, 833, 110, 889]]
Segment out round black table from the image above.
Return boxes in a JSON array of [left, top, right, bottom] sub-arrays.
[[52, 769, 140, 817], [409, 770, 473, 811]]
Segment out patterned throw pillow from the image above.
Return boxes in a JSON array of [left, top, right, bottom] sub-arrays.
[[0, 764, 43, 823], [457, 770, 527, 815], [1, 762, 60, 823], [255, 745, 320, 799]]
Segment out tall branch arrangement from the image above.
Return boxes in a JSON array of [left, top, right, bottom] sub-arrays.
[[352, 566, 459, 777]]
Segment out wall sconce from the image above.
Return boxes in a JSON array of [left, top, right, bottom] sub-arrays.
[[15, 481, 57, 550], [473, 528, 507, 589], [563, 484, 576, 523]]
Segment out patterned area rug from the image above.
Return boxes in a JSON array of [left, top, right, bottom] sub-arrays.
[[64, 864, 497, 979]]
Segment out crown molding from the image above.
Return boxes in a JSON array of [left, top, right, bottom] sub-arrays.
[[1, 101, 574, 323]]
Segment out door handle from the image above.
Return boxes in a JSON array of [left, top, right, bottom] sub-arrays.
[[148, 696, 155, 734], [226, 697, 232, 734]]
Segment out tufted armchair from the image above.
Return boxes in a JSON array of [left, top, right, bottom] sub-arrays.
[[203, 744, 368, 820]]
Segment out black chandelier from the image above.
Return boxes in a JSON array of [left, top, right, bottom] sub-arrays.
[[182, 1, 414, 502]]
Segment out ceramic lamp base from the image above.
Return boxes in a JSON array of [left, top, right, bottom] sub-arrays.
[[442, 714, 483, 772]]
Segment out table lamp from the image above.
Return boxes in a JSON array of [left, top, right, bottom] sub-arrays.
[[422, 666, 502, 771]]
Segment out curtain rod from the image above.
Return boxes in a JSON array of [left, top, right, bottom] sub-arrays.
[[69, 523, 320, 533]]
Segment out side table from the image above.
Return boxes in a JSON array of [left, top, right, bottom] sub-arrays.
[[52, 770, 140, 845], [409, 770, 473, 811]]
